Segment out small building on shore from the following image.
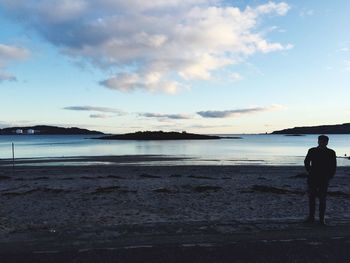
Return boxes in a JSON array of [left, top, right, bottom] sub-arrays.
[[27, 129, 35, 134], [15, 129, 23, 134]]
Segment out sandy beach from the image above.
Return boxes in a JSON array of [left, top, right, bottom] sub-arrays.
[[2, 0, 349, 262], [1, 156, 350, 262]]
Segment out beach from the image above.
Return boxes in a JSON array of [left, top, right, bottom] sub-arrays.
[[1, 155, 350, 262], [2, 0, 349, 261]]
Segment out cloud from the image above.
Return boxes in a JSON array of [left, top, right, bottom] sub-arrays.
[[0, 43, 30, 83], [1, 1, 292, 93], [0, 43, 30, 63], [229, 72, 243, 82], [184, 124, 232, 129], [0, 72, 17, 83], [299, 8, 314, 17], [254, 1, 289, 15], [89, 113, 110, 119], [139, 112, 192, 120], [63, 105, 125, 115], [100, 72, 183, 94], [151, 123, 233, 132], [197, 105, 283, 118]]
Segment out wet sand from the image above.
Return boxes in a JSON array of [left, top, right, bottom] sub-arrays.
[[0, 156, 350, 262]]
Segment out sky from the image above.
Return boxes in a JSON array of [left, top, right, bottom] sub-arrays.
[[0, 0, 349, 134]]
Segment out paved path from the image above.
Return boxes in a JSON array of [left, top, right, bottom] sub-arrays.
[[1, 220, 350, 262]]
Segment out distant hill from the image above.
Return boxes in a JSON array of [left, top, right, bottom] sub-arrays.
[[97, 131, 241, 140], [272, 123, 350, 134], [0, 125, 104, 135]]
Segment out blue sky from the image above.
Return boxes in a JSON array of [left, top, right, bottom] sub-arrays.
[[0, 0, 349, 134]]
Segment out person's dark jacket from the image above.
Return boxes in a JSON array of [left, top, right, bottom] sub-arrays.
[[304, 147, 337, 182]]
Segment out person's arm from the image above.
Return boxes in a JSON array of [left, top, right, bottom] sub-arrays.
[[304, 149, 312, 173], [330, 151, 337, 178]]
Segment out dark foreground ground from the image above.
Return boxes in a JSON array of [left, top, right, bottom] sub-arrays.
[[1, 219, 350, 263], [2, 239, 350, 263]]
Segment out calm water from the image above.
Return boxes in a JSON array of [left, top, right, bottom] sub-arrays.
[[0, 134, 349, 166]]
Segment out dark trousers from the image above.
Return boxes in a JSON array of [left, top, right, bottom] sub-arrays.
[[307, 178, 329, 220]]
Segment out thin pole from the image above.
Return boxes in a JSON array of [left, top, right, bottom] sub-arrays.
[[12, 142, 15, 171]]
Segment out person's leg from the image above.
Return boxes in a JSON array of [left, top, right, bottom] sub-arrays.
[[306, 183, 316, 222], [319, 183, 329, 224], [308, 191, 316, 220]]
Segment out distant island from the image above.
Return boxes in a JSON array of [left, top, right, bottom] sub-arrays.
[[0, 125, 104, 135], [272, 123, 350, 134], [97, 131, 242, 140]]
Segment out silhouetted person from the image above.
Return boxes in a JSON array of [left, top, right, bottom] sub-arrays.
[[304, 135, 336, 225]]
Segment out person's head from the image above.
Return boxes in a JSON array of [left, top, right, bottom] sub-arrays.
[[318, 135, 329, 147]]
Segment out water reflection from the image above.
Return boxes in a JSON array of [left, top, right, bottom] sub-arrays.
[[0, 134, 349, 166]]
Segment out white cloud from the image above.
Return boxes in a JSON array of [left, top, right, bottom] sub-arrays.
[[299, 8, 314, 17], [1, 1, 291, 92], [139, 113, 192, 120], [63, 105, 125, 115], [254, 1, 290, 15], [197, 104, 284, 118], [100, 72, 183, 94], [229, 72, 243, 82], [0, 43, 30, 83]]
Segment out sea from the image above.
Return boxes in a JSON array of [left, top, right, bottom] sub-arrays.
[[0, 134, 349, 166]]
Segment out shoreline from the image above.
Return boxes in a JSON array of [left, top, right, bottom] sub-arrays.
[[0, 154, 349, 167], [0, 155, 192, 166]]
